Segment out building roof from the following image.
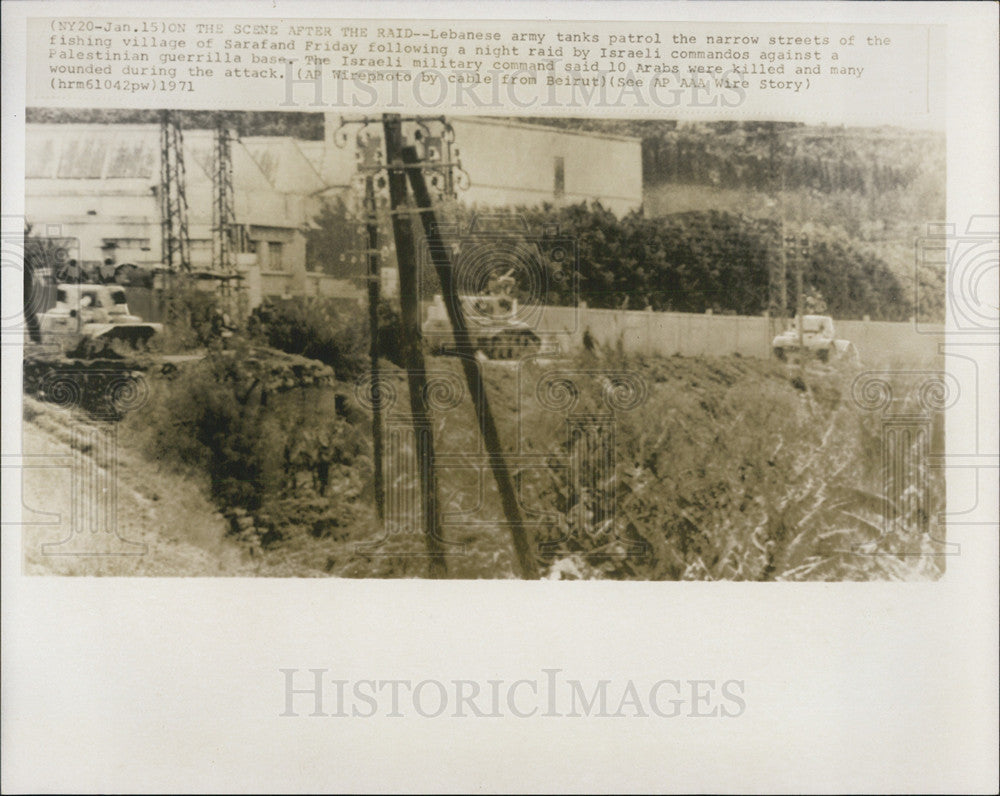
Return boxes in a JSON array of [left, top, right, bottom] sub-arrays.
[[25, 123, 309, 228], [25, 124, 306, 195], [241, 137, 326, 195], [453, 116, 643, 145], [26, 124, 160, 179]]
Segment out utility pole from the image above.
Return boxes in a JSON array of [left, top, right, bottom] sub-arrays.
[[403, 144, 539, 580], [159, 110, 191, 272], [767, 124, 789, 335], [779, 144, 788, 326], [779, 227, 788, 320], [382, 114, 446, 578], [795, 237, 804, 355], [783, 235, 802, 330], [364, 173, 385, 520], [784, 233, 809, 377], [213, 116, 237, 275], [797, 233, 809, 356]]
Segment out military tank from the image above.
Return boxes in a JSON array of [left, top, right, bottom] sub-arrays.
[[423, 292, 542, 360], [24, 283, 163, 418], [771, 314, 858, 364], [422, 268, 543, 360], [39, 283, 163, 356]]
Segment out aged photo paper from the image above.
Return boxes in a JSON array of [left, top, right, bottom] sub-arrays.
[[2, 0, 997, 792]]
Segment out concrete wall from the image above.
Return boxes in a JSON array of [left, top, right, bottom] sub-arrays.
[[258, 271, 364, 304], [834, 319, 942, 364], [532, 303, 942, 364]]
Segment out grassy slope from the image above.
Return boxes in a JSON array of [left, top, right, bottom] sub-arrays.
[[21, 397, 260, 576], [238, 352, 945, 580], [20, 352, 946, 580]]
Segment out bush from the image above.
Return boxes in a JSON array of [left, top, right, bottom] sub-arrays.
[[250, 296, 405, 377], [125, 343, 364, 514], [249, 297, 368, 381], [157, 275, 230, 351], [440, 203, 912, 320], [374, 298, 403, 367]]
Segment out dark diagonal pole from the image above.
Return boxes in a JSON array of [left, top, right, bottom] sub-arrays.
[[382, 114, 446, 578], [403, 144, 539, 580], [364, 174, 385, 521]]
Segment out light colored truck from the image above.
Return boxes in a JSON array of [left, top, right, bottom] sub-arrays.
[[771, 314, 857, 363]]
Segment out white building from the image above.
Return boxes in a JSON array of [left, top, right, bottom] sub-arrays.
[[319, 114, 643, 216], [25, 117, 642, 306], [25, 124, 311, 265]]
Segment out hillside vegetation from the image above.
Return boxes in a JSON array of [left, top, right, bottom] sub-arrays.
[[29, 346, 942, 580], [426, 203, 917, 320], [520, 118, 945, 319], [22, 284, 946, 580]]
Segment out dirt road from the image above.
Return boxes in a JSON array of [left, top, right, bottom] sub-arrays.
[[19, 397, 259, 576]]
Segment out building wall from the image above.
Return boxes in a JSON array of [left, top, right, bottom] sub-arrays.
[[25, 176, 160, 266], [24, 124, 311, 288], [252, 225, 308, 297], [321, 115, 643, 216], [450, 118, 643, 215]]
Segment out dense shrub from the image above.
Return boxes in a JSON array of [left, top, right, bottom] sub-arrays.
[[125, 343, 364, 513], [157, 275, 230, 351], [305, 196, 366, 277], [250, 296, 404, 376], [249, 297, 369, 381], [437, 203, 912, 320]]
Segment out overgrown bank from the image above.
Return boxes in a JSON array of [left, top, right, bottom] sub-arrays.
[[113, 340, 944, 580]]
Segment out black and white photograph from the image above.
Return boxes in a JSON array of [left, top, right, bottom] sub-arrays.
[[19, 109, 951, 580], [3, 2, 997, 793]]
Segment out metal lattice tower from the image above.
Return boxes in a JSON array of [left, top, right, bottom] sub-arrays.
[[159, 110, 192, 271], [212, 117, 238, 274]]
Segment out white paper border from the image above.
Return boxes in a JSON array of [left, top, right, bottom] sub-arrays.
[[2, 2, 997, 793]]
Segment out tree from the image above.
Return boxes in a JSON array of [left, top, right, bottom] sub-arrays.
[[305, 196, 365, 278]]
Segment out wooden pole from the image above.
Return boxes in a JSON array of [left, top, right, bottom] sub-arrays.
[[403, 144, 539, 580], [779, 226, 788, 320], [382, 114, 446, 577], [364, 174, 385, 521], [795, 238, 804, 352]]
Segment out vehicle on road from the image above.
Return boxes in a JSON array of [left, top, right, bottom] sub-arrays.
[[772, 314, 857, 363], [39, 283, 163, 354]]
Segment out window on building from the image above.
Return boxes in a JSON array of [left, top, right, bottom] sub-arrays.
[[554, 156, 565, 198], [102, 237, 151, 251], [268, 241, 284, 271]]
